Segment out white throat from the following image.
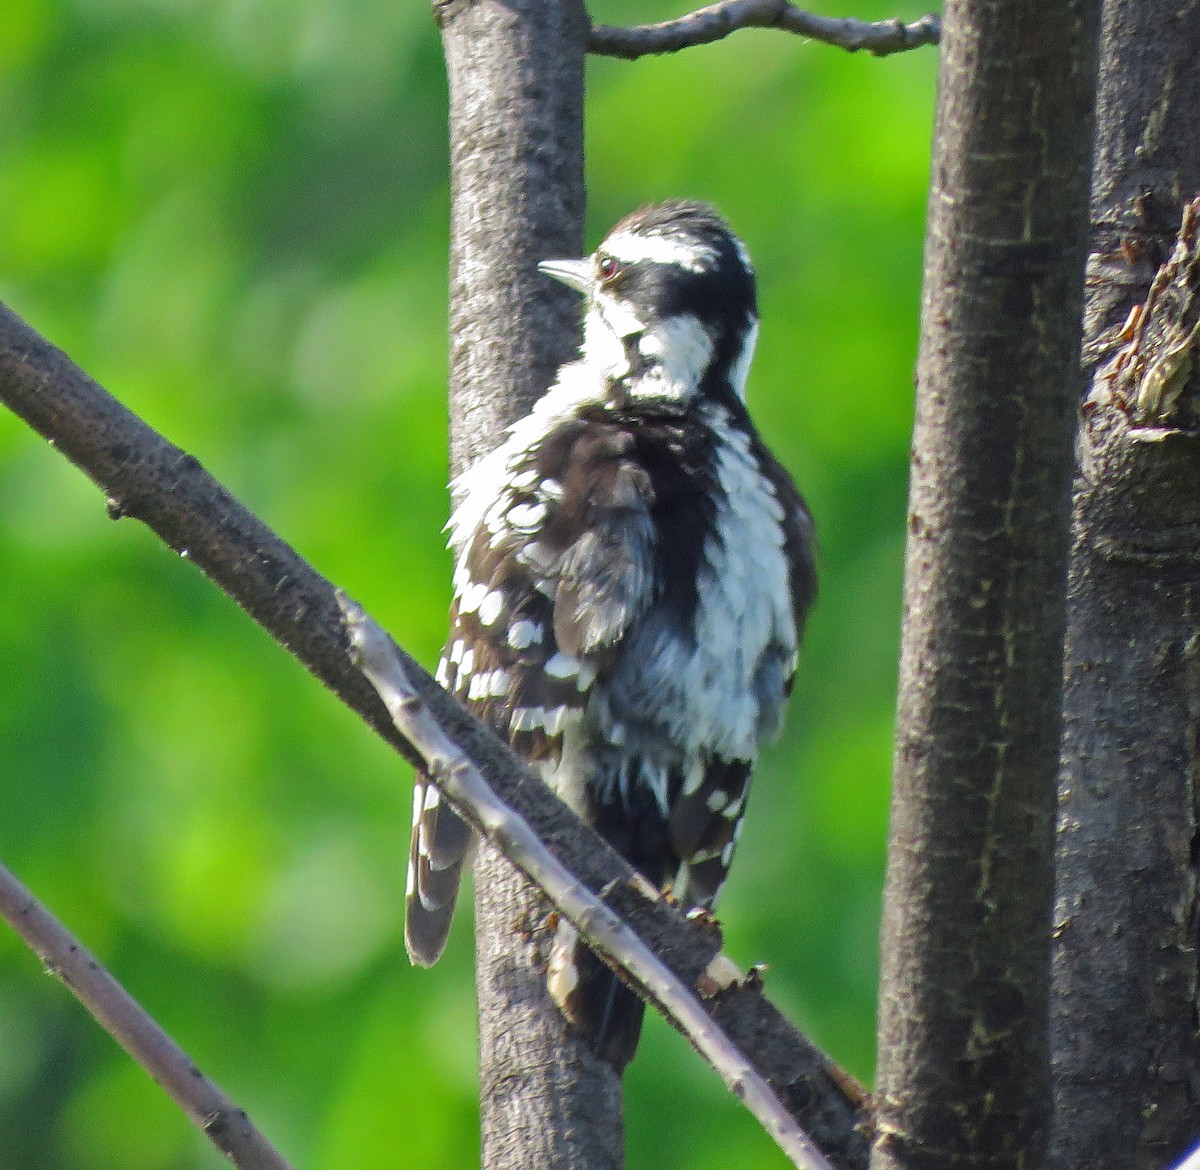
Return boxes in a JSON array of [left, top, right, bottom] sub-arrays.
[[580, 294, 643, 380], [582, 301, 759, 405], [633, 316, 715, 402], [582, 297, 724, 404]]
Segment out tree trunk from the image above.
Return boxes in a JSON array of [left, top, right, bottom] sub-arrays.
[[872, 4, 1100, 1170], [438, 0, 625, 1166], [1050, 2, 1200, 1167]]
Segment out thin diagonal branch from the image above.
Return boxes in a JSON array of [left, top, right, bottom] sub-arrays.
[[0, 860, 293, 1170], [342, 598, 835, 1170], [587, 1, 940, 60], [0, 300, 870, 1168]]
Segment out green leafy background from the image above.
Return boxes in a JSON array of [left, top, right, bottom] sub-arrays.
[[0, 2, 935, 1166]]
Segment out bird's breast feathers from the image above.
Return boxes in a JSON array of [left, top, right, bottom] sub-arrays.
[[446, 381, 800, 767]]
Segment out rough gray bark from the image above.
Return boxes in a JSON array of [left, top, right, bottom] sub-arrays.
[[438, 0, 587, 476], [872, 4, 1099, 1170], [1050, 3, 1200, 1167], [436, 1, 625, 1165]]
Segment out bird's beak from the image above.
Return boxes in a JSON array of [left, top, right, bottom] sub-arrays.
[[537, 257, 593, 296]]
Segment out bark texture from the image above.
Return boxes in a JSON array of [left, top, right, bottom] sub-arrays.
[[1051, 3, 1200, 1167], [872, 4, 1099, 1170], [437, 1, 624, 1166]]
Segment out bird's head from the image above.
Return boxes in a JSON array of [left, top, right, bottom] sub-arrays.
[[539, 200, 759, 406]]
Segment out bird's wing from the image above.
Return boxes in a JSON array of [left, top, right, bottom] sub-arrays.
[[404, 416, 656, 966]]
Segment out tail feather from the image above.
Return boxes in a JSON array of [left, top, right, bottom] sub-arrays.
[[405, 778, 473, 967], [421, 790, 473, 869], [549, 920, 645, 1071], [405, 897, 458, 969]]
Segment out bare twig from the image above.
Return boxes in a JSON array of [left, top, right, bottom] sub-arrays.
[[341, 598, 835, 1170], [0, 860, 293, 1170], [587, 1, 940, 59], [0, 299, 869, 1168]]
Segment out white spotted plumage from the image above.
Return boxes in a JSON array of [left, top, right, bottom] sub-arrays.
[[405, 201, 816, 1071]]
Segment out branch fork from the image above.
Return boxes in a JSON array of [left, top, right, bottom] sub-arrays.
[[588, 1, 940, 60]]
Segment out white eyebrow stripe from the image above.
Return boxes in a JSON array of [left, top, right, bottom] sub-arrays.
[[601, 230, 716, 274]]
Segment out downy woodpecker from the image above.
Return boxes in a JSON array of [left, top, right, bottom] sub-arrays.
[[407, 200, 816, 1069]]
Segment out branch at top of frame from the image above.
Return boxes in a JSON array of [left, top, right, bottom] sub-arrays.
[[588, 1, 941, 59]]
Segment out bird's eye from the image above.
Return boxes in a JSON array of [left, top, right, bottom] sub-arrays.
[[596, 254, 620, 281]]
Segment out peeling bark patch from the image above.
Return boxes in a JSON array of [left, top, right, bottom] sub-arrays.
[[1096, 196, 1200, 425]]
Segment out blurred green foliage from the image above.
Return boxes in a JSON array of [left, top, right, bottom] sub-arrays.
[[0, 1, 935, 1166]]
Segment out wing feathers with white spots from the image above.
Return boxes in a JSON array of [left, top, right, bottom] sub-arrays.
[[668, 757, 751, 909], [404, 411, 658, 967]]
